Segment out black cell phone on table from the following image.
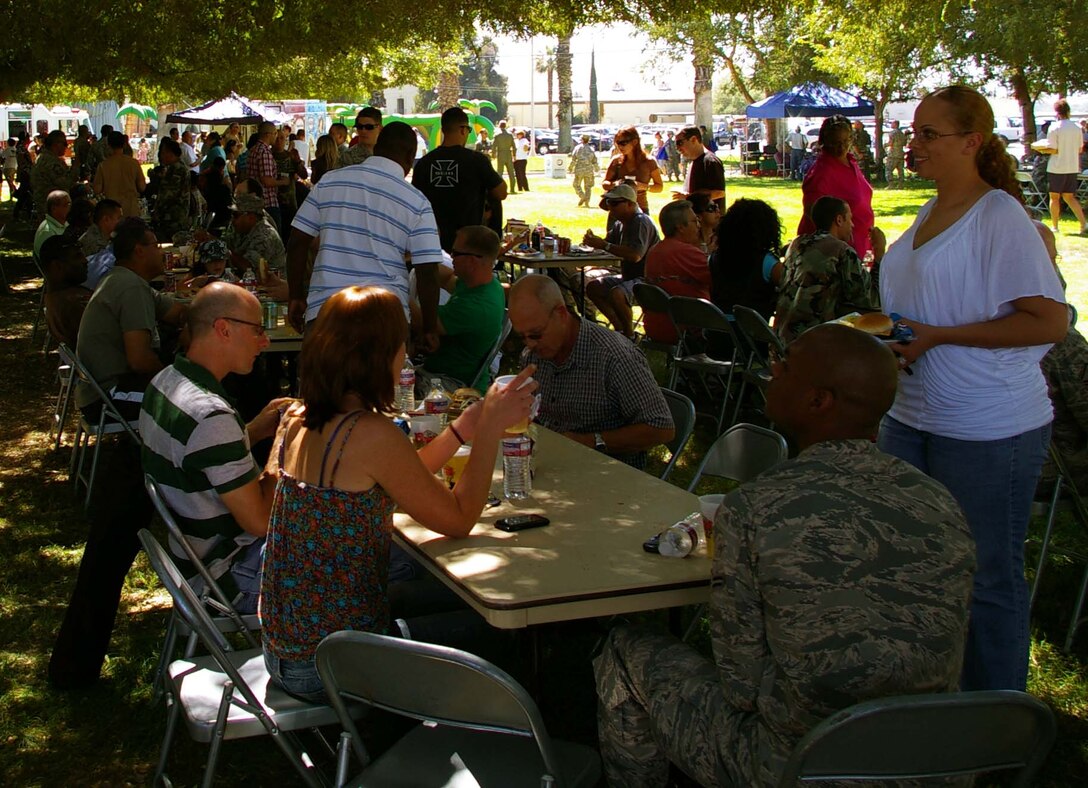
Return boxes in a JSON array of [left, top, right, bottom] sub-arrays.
[[495, 514, 550, 532]]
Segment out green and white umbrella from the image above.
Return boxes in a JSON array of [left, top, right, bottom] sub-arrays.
[[116, 103, 157, 121]]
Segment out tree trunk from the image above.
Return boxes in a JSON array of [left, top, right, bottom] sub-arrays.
[[692, 31, 714, 132], [874, 93, 887, 174], [437, 67, 461, 112], [556, 33, 573, 153], [546, 66, 554, 129], [588, 48, 599, 124], [1009, 67, 1036, 143]]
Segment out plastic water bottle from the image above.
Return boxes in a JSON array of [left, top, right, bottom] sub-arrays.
[[502, 435, 533, 500], [398, 358, 416, 412], [423, 383, 451, 426], [658, 514, 702, 558], [241, 269, 257, 293]]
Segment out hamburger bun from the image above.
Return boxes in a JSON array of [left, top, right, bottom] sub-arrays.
[[850, 312, 894, 336]]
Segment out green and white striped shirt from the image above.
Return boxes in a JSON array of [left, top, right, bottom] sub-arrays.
[[140, 355, 259, 596]]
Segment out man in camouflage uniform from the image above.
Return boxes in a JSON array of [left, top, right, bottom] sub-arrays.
[[851, 120, 873, 179], [567, 134, 599, 207], [152, 138, 191, 240], [664, 130, 681, 182], [222, 192, 287, 274], [492, 120, 517, 193], [1040, 317, 1088, 494], [30, 130, 73, 217], [885, 119, 907, 188], [594, 324, 975, 788], [337, 107, 382, 168], [72, 125, 95, 181], [774, 196, 879, 342]]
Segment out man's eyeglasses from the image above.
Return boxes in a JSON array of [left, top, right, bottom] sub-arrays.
[[913, 127, 971, 143], [218, 316, 266, 336], [356, 123, 380, 131], [518, 307, 558, 342], [451, 249, 483, 258]]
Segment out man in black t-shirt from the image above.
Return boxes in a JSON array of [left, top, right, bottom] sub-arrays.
[[412, 107, 507, 252], [675, 125, 725, 212]]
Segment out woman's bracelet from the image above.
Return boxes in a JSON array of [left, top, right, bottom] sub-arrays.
[[449, 422, 466, 445]]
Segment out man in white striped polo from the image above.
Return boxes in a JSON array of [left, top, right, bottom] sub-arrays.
[[285, 122, 444, 350], [140, 282, 289, 613]]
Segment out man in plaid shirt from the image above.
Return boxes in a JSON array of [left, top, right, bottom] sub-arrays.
[[248, 122, 288, 232], [510, 274, 674, 470]]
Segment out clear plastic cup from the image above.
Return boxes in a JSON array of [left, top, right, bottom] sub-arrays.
[[495, 374, 539, 434], [699, 494, 726, 559]]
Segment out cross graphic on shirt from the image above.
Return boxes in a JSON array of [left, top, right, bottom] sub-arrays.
[[431, 159, 459, 187]]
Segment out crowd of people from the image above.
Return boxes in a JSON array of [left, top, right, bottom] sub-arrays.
[[21, 85, 1086, 785]]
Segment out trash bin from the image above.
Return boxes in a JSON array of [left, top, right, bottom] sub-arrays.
[[543, 154, 568, 179]]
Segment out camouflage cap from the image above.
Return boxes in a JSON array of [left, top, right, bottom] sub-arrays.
[[230, 192, 264, 214], [198, 238, 229, 265]]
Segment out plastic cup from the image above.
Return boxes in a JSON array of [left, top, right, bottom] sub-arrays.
[[495, 374, 539, 434], [699, 494, 726, 559], [410, 414, 440, 446], [442, 445, 471, 488]]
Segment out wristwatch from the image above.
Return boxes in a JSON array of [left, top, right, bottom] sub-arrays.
[[594, 432, 607, 452]]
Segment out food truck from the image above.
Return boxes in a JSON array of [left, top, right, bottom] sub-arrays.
[[0, 104, 91, 140]]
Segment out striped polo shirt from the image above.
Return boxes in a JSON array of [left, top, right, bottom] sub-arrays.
[[139, 355, 259, 595], [291, 155, 444, 323]]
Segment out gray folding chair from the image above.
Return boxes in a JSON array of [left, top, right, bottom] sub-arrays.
[[29, 250, 50, 352], [68, 353, 141, 509], [138, 528, 336, 788], [316, 630, 601, 788], [632, 281, 679, 363], [731, 304, 786, 423], [666, 296, 740, 433], [1016, 170, 1048, 218], [50, 342, 77, 450], [687, 422, 788, 493], [144, 474, 260, 703], [777, 690, 1055, 786], [468, 309, 512, 391], [659, 388, 695, 482], [1029, 444, 1088, 652]]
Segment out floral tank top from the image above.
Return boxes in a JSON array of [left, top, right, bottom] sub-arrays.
[[261, 411, 397, 660]]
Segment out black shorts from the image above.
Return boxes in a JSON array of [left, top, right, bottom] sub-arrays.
[[1048, 172, 1079, 194]]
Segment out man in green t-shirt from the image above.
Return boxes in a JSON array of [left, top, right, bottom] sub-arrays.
[[420, 225, 506, 389]]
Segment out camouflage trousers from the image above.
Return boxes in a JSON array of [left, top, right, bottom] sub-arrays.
[[572, 173, 595, 204], [593, 624, 742, 788]]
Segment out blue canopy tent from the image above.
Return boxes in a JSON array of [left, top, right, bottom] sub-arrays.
[[746, 82, 873, 118]]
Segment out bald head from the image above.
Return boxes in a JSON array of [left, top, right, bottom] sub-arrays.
[[767, 323, 898, 446], [509, 274, 563, 312], [189, 282, 255, 340]]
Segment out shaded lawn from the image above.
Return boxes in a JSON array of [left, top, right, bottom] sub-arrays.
[[2, 175, 1087, 784]]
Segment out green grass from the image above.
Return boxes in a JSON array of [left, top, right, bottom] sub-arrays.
[[2, 171, 1087, 784]]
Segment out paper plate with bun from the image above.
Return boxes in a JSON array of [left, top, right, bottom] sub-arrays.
[[833, 312, 914, 343]]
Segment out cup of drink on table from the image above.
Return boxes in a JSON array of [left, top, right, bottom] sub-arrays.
[[410, 414, 440, 446], [442, 444, 471, 488], [699, 494, 725, 559]]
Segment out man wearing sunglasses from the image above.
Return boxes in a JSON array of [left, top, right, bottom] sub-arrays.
[[337, 107, 383, 168], [673, 125, 725, 212]]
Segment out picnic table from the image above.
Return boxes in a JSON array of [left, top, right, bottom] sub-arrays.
[[500, 248, 620, 313]]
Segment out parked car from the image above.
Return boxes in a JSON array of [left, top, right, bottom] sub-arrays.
[[994, 116, 1025, 144], [532, 129, 558, 154]]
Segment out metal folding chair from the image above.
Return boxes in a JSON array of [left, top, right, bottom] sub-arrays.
[[68, 353, 141, 509], [1016, 170, 1048, 218], [50, 343, 77, 450], [1029, 444, 1088, 651], [666, 296, 740, 433], [29, 250, 50, 352], [138, 528, 336, 788], [468, 309, 512, 391], [316, 630, 601, 788], [144, 474, 260, 703], [777, 690, 1055, 786], [659, 388, 695, 482], [687, 422, 788, 493], [632, 282, 679, 364], [731, 304, 786, 424]]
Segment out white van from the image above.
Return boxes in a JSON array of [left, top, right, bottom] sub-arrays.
[[0, 104, 90, 140]]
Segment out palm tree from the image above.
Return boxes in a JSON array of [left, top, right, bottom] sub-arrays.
[[535, 45, 556, 128], [556, 34, 573, 153]]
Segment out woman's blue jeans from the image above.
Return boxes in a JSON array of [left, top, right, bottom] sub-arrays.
[[878, 416, 1050, 691]]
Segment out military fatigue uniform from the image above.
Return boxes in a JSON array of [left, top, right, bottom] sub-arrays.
[[775, 231, 877, 342], [885, 128, 907, 186], [336, 143, 371, 168], [595, 439, 975, 787], [74, 136, 94, 180], [153, 160, 191, 238], [665, 138, 681, 181], [30, 150, 73, 217], [852, 127, 874, 178], [223, 216, 287, 273], [492, 130, 516, 192], [567, 142, 598, 206], [1041, 323, 1088, 493]]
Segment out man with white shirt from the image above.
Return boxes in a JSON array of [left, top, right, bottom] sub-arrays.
[[286, 122, 443, 348], [785, 125, 807, 178], [1046, 98, 1087, 237], [180, 130, 199, 173]]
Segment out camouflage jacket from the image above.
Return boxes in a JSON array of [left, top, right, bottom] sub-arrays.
[[775, 231, 877, 342], [568, 143, 599, 176], [30, 150, 73, 216], [335, 143, 371, 169], [1041, 323, 1088, 490], [224, 216, 287, 272], [710, 439, 975, 786], [153, 161, 191, 234]]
